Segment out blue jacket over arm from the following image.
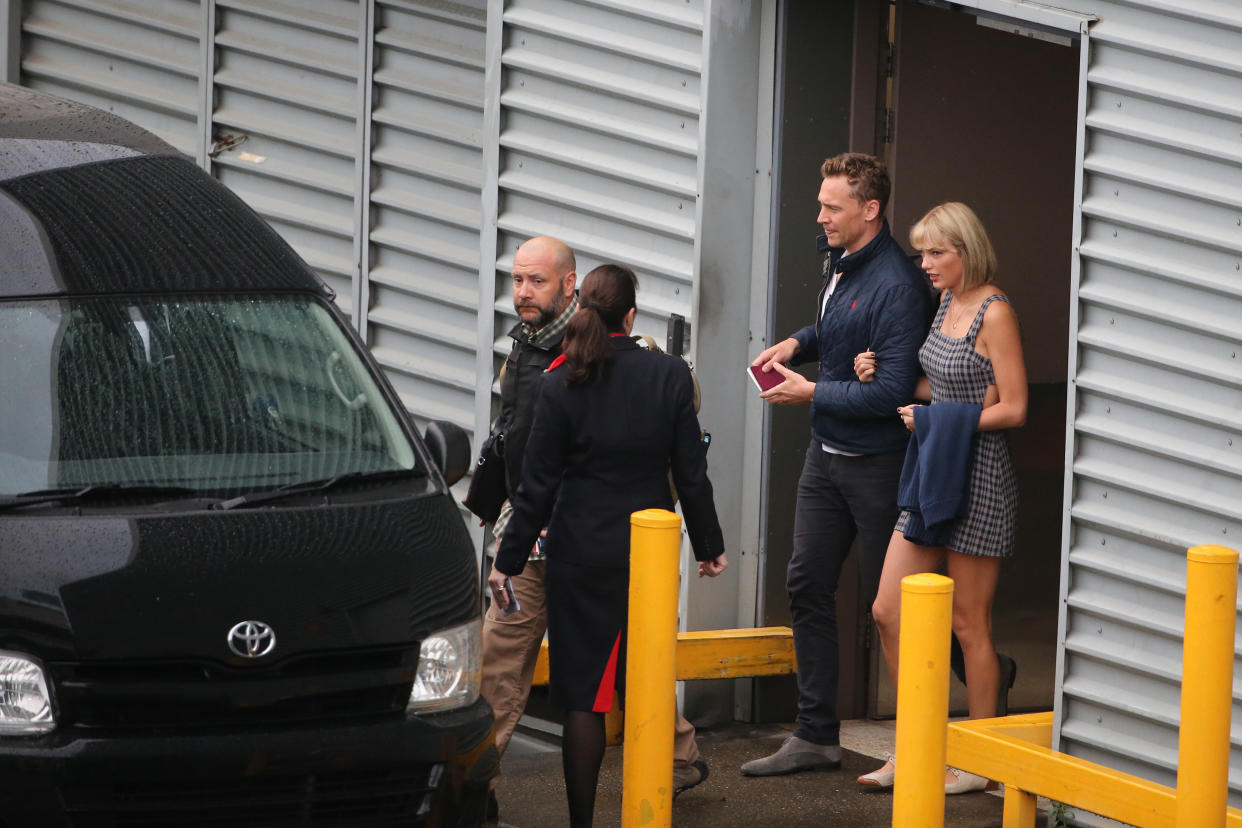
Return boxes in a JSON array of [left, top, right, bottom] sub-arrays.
[[897, 401, 982, 546]]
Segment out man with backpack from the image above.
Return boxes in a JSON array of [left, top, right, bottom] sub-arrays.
[[476, 236, 709, 824]]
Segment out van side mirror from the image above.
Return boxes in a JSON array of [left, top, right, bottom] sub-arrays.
[[424, 420, 470, 486]]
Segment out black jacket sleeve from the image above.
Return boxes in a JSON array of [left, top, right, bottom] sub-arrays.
[[493, 374, 568, 575], [668, 360, 725, 562]]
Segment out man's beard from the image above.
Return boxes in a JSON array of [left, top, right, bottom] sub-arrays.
[[519, 297, 564, 329]]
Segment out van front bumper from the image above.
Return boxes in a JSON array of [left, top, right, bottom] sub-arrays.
[[0, 698, 496, 827]]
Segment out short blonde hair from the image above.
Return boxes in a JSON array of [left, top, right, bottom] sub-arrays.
[[909, 202, 997, 292]]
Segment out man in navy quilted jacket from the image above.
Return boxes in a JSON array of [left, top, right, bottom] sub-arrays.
[[743, 153, 932, 776]]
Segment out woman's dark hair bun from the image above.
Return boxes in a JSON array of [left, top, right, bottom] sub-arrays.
[[562, 264, 638, 385]]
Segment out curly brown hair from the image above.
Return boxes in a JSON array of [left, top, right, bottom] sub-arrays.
[[820, 152, 891, 215]]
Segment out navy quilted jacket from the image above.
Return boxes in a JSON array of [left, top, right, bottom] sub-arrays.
[[790, 220, 934, 455]]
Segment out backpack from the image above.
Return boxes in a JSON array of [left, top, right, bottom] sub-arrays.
[[631, 334, 701, 414], [631, 334, 709, 505]]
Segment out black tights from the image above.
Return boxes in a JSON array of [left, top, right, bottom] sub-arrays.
[[562, 710, 605, 828]]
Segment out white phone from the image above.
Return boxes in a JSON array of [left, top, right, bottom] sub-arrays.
[[501, 577, 520, 617]]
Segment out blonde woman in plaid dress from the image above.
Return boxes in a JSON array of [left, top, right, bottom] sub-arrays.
[[853, 202, 1027, 794]]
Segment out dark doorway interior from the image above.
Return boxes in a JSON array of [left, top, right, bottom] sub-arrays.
[[872, 0, 1080, 716], [753, 0, 863, 724], [758, 0, 1078, 724]]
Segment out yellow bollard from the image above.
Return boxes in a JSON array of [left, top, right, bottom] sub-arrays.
[[1175, 544, 1239, 828], [893, 573, 954, 828], [621, 508, 681, 828], [606, 695, 624, 746]]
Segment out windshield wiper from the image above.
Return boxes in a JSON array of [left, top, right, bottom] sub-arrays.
[[0, 483, 201, 511], [212, 468, 422, 511]]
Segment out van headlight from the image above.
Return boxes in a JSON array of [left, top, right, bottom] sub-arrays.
[[408, 619, 481, 713], [0, 652, 54, 734]]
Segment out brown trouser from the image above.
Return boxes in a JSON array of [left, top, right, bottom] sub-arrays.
[[480, 560, 700, 764]]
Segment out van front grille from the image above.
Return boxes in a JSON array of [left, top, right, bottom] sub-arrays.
[[50, 646, 418, 729], [60, 765, 445, 827]]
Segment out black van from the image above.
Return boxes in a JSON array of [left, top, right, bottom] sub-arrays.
[[0, 84, 495, 825]]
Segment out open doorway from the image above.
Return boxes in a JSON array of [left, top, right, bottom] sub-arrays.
[[758, 0, 1078, 723], [871, 0, 1080, 715]]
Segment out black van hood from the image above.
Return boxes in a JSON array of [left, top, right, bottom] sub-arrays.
[[0, 490, 478, 664]]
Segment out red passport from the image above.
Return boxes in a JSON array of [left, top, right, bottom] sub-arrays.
[[748, 364, 785, 393]]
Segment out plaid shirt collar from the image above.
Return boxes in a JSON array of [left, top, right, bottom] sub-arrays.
[[525, 294, 578, 345]]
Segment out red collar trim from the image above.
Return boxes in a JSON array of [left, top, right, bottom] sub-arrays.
[[546, 335, 629, 372]]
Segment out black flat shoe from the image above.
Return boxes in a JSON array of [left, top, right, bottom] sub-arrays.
[[996, 653, 1017, 717], [950, 634, 968, 685], [949, 640, 1017, 717]]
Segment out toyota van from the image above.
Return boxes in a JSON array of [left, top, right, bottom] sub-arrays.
[[0, 84, 495, 826]]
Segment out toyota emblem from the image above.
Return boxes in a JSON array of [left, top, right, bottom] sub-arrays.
[[227, 620, 276, 658]]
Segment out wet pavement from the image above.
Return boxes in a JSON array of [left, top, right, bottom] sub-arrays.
[[493, 721, 1047, 827]]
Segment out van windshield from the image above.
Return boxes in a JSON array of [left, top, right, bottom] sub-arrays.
[[0, 294, 417, 497]]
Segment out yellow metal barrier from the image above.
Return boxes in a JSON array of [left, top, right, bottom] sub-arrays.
[[947, 713, 1242, 828], [1177, 544, 1239, 828], [531, 621, 795, 750], [620, 508, 681, 828], [892, 573, 954, 828], [937, 546, 1242, 828], [530, 626, 797, 686], [514, 508, 795, 821]]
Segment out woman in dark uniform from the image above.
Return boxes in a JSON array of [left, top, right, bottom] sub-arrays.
[[488, 263, 727, 827]]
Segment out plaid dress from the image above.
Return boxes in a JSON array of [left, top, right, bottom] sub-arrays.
[[894, 293, 1018, 557]]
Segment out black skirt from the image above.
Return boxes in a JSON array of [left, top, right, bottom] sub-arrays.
[[545, 558, 630, 712]]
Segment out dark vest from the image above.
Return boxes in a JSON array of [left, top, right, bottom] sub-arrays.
[[499, 320, 566, 496]]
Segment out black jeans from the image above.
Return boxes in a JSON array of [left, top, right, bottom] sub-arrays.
[[787, 442, 905, 746]]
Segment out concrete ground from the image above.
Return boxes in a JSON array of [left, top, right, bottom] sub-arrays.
[[493, 719, 1055, 827]]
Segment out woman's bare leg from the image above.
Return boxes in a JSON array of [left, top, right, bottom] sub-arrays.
[[945, 552, 1002, 718], [862, 532, 944, 780], [871, 531, 946, 687]]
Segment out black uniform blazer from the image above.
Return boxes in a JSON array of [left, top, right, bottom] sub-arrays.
[[495, 336, 724, 574]]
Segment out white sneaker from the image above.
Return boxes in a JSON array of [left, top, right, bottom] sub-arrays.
[[944, 767, 991, 795], [857, 753, 896, 788]]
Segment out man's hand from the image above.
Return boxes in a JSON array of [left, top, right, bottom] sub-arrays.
[[486, 564, 511, 611], [759, 362, 814, 406], [751, 337, 800, 372], [698, 553, 728, 578]]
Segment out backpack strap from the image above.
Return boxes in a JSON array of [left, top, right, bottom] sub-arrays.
[[633, 333, 700, 413]]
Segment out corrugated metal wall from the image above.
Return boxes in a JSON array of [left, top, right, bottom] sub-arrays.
[[1037, 0, 1242, 803], [366, 0, 486, 430], [490, 0, 703, 367], [211, 0, 363, 317], [19, 0, 200, 152]]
